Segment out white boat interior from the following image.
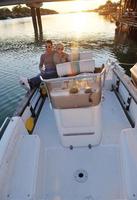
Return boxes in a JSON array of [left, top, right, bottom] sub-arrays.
[[0, 53, 137, 200]]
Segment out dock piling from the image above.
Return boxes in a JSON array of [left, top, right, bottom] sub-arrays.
[[27, 3, 43, 41], [36, 7, 43, 41]]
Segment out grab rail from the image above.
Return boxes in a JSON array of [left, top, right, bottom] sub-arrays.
[[113, 67, 137, 105], [112, 65, 137, 127]]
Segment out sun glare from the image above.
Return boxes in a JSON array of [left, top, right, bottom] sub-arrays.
[[72, 1, 85, 12], [71, 12, 87, 37], [43, 0, 114, 13]]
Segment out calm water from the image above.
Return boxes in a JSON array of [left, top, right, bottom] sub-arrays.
[[0, 12, 137, 126]]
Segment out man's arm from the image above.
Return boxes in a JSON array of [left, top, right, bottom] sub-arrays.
[[39, 54, 45, 71]]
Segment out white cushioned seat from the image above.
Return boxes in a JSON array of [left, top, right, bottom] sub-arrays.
[[56, 62, 72, 77], [79, 59, 95, 73], [56, 59, 95, 77], [120, 128, 137, 199], [6, 135, 40, 199]]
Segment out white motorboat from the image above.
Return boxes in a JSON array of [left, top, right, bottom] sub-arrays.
[[0, 52, 137, 200]]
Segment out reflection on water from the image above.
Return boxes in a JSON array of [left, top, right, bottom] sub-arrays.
[[0, 12, 137, 126], [114, 29, 137, 75], [0, 13, 115, 51]]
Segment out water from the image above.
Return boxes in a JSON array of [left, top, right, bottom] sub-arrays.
[[0, 12, 137, 126]]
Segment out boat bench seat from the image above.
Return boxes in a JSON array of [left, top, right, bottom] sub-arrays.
[[56, 59, 95, 77], [5, 134, 40, 199], [120, 128, 137, 199]]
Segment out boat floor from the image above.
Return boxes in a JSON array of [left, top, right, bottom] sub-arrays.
[[43, 147, 122, 200], [34, 90, 130, 147], [33, 90, 131, 200]]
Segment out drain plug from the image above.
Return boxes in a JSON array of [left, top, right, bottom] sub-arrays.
[[74, 169, 88, 183]]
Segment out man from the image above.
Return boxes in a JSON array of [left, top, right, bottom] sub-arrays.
[[20, 40, 58, 90]]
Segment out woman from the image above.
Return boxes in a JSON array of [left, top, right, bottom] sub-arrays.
[[20, 42, 69, 90], [53, 43, 70, 65]]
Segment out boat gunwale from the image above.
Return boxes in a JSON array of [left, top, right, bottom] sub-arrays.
[[113, 67, 137, 105]]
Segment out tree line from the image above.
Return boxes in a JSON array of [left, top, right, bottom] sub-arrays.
[[0, 5, 58, 20], [95, 0, 120, 13]]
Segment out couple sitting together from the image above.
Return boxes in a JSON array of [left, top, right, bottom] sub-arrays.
[[20, 40, 70, 91]]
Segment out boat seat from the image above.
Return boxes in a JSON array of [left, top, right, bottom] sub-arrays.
[[130, 63, 137, 88], [50, 82, 101, 109], [79, 59, 95, 73], [45, 74, 102, 147], [3, 134, 40, 199], [56, 59, 95, 77], [120, 128, 137, 199]]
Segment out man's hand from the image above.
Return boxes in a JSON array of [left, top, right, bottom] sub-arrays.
[[39, 65, 45, 73]]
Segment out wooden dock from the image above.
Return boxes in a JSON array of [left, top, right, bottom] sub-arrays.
[[116, 0, 137, 38], [119, 17, 137, 28]]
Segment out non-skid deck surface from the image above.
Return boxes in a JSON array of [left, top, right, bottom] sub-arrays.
[[44, 146, 123, 200], [101, 91, 130, 145], [33, 90, 131, 199]]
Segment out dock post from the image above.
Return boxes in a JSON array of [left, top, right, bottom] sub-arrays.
[[27, 3, 43, 41], [36, 7, 43, 41], [30, 7, 38, 41]]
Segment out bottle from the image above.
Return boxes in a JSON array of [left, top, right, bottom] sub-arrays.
[[40, 82, 47, 97]]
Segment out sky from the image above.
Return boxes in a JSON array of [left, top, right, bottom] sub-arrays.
[[3, 0, 119, 13], [42, 0, 119, 13]]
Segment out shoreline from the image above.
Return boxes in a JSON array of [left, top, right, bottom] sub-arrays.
[[0, 10, 96, 20]]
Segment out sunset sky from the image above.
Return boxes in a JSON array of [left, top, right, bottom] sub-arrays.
[[43, 0, 119, 13], [4, 0, 119, 13]]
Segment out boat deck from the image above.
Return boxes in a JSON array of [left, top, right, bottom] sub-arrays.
[[34, 90, 130, 147], [32, 89, 131, 200]]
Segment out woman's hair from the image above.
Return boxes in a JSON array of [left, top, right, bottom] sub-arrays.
[[56, 43, 64, 50]]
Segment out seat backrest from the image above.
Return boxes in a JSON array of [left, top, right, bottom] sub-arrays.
[[56, 59, 95, 77], [56, 62, 72, 77], [79, 59, 95, 73]]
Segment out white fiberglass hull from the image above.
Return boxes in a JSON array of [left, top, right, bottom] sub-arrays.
[[0, 60, 137, 200]]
